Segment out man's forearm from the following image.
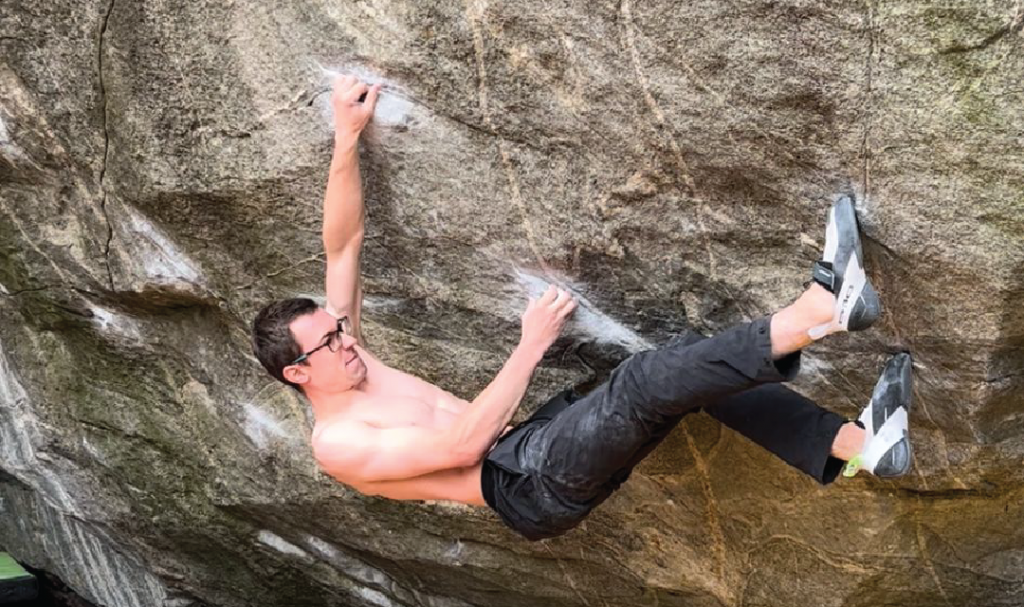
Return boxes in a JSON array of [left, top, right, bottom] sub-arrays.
[[323, 136, 364, 255], [447, 345, 544, 463]]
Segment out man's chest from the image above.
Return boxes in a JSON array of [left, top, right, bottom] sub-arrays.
[[352, 394, 456, 430], [360, 361, 467, 417]]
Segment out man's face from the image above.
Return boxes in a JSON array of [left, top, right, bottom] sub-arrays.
[[285, 308, 365, 392]]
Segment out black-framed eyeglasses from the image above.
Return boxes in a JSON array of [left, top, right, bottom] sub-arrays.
[[291, 316, 350, 365]]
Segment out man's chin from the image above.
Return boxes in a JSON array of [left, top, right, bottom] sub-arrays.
[[348, 359, 367, 384]]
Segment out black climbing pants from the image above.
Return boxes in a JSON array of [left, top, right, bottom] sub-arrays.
[[481, 316, 848, 541]]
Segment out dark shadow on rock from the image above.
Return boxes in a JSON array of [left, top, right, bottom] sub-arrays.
[[12, 564, 99, 607], [694, 162, 788, 208], [977, 257, 1024, 443], [0, 468, 30, 490]]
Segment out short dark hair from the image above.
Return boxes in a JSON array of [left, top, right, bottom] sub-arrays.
[[252, 298, 319, 388]]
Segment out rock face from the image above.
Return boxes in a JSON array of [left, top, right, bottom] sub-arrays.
[[1, 1, 1023, 606]]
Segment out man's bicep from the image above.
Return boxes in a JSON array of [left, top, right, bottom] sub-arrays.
[[316, 423, 467, 482]]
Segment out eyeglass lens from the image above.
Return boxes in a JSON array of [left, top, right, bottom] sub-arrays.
[[328, 330, 343, 352]]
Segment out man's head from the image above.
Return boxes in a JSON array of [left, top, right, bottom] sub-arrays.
[[251, 298, 366, 394]]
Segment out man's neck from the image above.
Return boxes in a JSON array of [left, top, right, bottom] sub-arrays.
[[305, 381, 365, 423]]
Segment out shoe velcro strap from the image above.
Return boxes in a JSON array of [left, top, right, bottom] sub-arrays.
[[811, 261, 836, 293]]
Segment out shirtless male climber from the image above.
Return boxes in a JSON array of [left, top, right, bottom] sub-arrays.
[[251, 77, 913, 541]]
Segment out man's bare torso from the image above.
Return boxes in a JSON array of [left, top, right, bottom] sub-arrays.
[[310, 346, 488, 505]]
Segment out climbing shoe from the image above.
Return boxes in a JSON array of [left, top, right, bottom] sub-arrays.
[[844, 352, 913, 478], [809, 194, 882, 337]]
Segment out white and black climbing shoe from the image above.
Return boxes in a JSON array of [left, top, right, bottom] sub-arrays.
[[809, 194, 882, 338], [844, 352, 913, 478]]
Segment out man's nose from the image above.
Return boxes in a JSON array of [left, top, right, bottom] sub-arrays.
[[340, 334, 359, 349]]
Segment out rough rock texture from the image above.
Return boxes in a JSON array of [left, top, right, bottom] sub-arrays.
[[1, 1, 1023, 606]]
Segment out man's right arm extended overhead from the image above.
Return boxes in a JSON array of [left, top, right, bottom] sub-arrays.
[[323, 76, 380, 344]]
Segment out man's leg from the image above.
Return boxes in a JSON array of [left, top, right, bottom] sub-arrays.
[[671, 331, 849, 485], [605, 331, 852, 485], [523, 302, 826, 502], [694, 354, 912, 482], [536, 329, 850, 499], [702, 383, 848, 483]]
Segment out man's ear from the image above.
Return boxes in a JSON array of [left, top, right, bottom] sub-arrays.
[[282, 364, 310, 386]]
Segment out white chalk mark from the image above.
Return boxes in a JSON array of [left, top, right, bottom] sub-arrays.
[[515, 269, 652, 352], [316, 64, 423, 129], [305, 536, 391, 586], [86, 303, 143, 342], [303, 535, 477, 607], [257, 530, 309, 559], [443, 540, 465, 564], [356, 587, 396, 607], [124, 207, 202, 286], [241, 402, 295, 450]]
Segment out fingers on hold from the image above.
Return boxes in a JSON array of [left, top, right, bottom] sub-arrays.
[[346, 82, 369, 103], [559, 298, 578, 317], [365, 84, 382, 109]]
